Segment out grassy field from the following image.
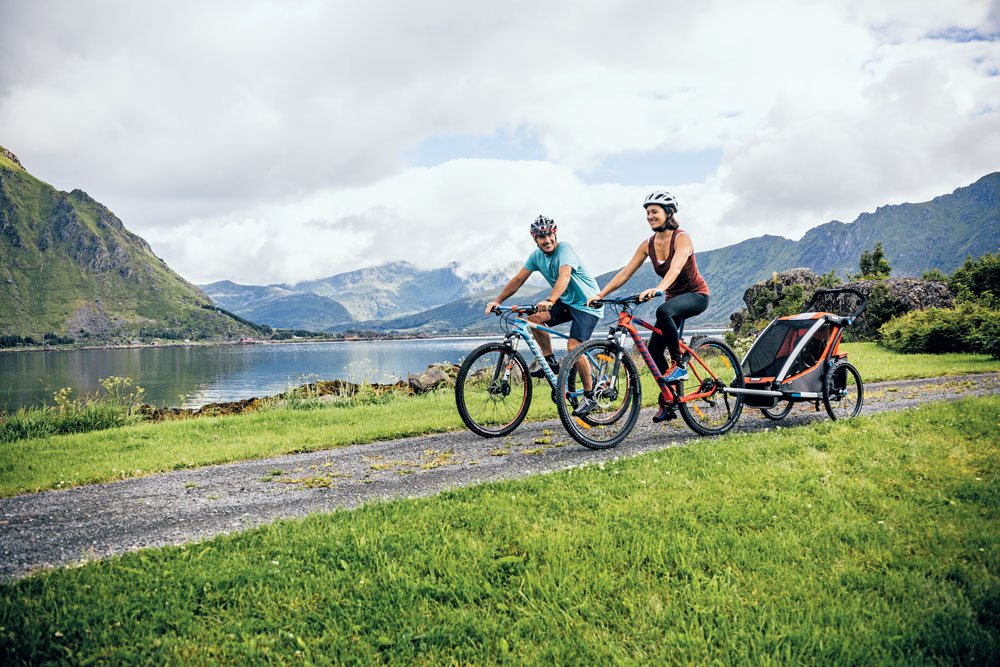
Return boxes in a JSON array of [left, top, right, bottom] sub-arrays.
[[847, 342, 1000, 382], [2, 396, 997, 664], [2, 343, 998, 497]]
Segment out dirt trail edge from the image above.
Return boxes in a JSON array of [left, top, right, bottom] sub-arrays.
[[2, 373, 998, 580]]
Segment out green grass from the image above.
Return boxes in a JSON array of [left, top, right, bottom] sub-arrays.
[[2, 397, 997, 664], [0, 390, 465, 496], [0, 377, 146, 445], [848, 342, 1000, 381], [2, 343, 998, 496]]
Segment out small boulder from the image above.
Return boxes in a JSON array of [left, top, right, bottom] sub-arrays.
[[408, 363, 458, 393], [730, 268, 821, 336]]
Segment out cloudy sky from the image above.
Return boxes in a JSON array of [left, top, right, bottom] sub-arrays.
[[2, 0, 998, 286]]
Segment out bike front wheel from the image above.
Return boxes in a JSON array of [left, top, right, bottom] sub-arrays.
[[555, 340, 641, 450], [823, 361, 863, 420], [678, 338, 744, 436], [455, 343, 532, 437]]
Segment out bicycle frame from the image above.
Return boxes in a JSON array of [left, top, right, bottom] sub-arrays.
[[606, 309, 725, 405], [497, 307, 572, 388]]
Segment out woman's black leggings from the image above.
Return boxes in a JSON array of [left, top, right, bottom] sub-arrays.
[[647, 292, 709, 373]]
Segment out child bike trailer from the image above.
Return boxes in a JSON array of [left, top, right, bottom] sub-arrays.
[[732, 287, 868, 421]]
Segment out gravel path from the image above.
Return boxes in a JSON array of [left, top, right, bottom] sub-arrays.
[[2, 372, 998, 580]]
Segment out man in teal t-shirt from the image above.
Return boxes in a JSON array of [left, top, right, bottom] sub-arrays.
[[486, 215, 603, 415]]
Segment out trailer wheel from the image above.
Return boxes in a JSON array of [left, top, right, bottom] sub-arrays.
[[760, 401, 793, 421], [823, 361, 863, 420]]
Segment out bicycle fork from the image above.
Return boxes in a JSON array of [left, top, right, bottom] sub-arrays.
[[587, 331, 628, 400], [488, 336, 522, 394]]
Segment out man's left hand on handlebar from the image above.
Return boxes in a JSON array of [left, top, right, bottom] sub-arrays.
[[485, 301, 500, 315], [535, 299, 553, 312]]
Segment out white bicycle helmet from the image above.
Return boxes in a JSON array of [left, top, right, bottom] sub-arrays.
[[643, 191, 678, 213]]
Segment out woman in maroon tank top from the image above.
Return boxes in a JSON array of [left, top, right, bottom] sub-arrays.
[[588, 191, 710, 420]]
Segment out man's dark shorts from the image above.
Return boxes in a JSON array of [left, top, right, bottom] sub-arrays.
[[545, 300, 599, 342]]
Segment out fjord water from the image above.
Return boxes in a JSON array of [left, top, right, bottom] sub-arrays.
[[1, 332, 722, 411], [0, 338, 549, 411]]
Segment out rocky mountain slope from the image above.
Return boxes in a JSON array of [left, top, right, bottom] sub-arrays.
[[0, 146, 261, 342], [692, 172, 1000, 324]]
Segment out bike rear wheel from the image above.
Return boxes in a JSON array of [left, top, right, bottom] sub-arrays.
[[555, 340, 641, 449], [678, 338, 744, 436], [455, 343, 532, 437], [823, 361, 863, 420]]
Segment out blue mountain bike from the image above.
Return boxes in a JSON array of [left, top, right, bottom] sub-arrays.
[[455, 305, 594, 437]]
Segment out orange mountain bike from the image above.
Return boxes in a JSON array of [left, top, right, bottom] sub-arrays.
[[554, 293, 744, 449]]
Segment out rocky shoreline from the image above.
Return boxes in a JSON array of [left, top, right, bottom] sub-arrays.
[[0, 332, 498, 355], [139, 363, 461, 419]]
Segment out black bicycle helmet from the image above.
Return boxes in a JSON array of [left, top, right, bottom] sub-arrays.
[[530, 215, 557, 237]]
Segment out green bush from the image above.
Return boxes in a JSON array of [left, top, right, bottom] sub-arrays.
[[818, 270, 842, 287], [879, 304, 1000, 359], [861, 282, 908, 341], [949, 251, 1000, 308], [968, 313, 1000, 359]]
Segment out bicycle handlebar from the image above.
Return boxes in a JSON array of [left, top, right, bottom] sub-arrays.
[[590, 291, 663, 307], [489, 304, 539, 316]]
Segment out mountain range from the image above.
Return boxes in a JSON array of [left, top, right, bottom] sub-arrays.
[[4, 139, 997, 340], [213, 172, 1000, 332], [0, 146, 260, 342], [200, 262, 544, 331], [692, 171, 1000, 324]]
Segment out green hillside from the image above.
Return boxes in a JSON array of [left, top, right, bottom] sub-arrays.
[[691, 172, 1000, 324], [0, 146, 262, 342]]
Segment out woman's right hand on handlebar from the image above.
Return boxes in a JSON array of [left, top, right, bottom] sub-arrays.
[[587, 295, 604, 308], [638, 289, 661, 303], [485, 301, 500, 315]]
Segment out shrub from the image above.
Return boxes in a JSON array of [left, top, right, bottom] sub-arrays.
[[968, 314, 1000, 359], [862, 282, 909, 340], [818, 270, 842, 288], [949, 251, 1000, 308], [878, 304, 1000, 358], [724, 331, 756, 360]]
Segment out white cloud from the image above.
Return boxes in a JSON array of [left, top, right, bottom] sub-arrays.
[[2, 0, 997, 285]]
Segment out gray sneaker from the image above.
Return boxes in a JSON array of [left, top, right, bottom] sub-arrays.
[[573, 396, 599, 417], [529, 359, 558, 378]]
